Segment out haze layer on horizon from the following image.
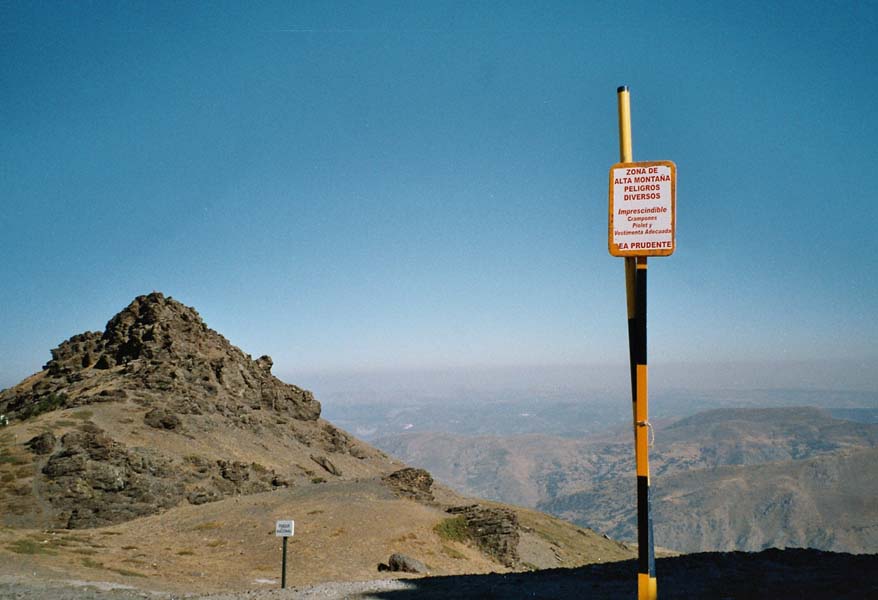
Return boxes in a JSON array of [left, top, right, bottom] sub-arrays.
[[287, 359, 878, 406]]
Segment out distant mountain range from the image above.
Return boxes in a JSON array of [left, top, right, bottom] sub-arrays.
[[322, 386, 878, 443], [375, 407, 878, 553]]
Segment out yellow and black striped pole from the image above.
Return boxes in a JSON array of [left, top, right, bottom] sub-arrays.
[[617, 85, 657, 600]]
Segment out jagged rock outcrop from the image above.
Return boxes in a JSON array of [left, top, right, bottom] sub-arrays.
[[0, 292, 321, 422], [33, 421, 292, 528], [446, 504, 520, 567], [40, 422, 186, 528], [382, 467, 435, 503], [26, 432, 57, 455], [144, 407, 182, 430]]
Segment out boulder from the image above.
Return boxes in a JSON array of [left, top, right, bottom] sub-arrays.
[[255, 355, 273, 373], [144, 407, 182, 430], [383, 553, 428, 574], [382, 468, 435, 503], [310, 454, 341, 476], [218, 460, 250, 482], [26, 431, 57, 455]]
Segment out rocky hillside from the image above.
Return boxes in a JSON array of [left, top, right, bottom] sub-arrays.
[[0, 293, 635, 591], [545, 445, 878, 553], [0, 292, 376, 530], [376, 407, 878, 553]]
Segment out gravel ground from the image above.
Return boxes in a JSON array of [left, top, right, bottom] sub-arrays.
[[0, 575, 175, 600], [3, 549, 877, 599]]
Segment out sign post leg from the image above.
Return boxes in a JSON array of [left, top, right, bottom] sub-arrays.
[[281, 536, 288, 589], [617, 85, 657, 600]]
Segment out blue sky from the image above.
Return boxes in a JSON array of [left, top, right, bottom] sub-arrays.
[[2, 2, 877, 391]]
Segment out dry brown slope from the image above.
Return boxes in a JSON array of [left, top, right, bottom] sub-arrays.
[[0, 477, 637, 594]]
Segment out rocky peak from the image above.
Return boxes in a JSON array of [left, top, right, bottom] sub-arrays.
[[1, 292, 320, 421], [48, 292, 226, 371], [101, 291, 207, 363]]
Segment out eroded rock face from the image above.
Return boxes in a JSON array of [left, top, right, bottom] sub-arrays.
[[0, 292, 321, 422], [26, 432, 57, 455], [182, 455, 288, 506], [446, 504, 520, 567], [40, 423, 184, 528], [382, 468, 435, 503], [36, 423, 291, 528]]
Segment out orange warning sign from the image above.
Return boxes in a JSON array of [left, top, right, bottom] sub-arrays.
[[608, 160, 676, 257]]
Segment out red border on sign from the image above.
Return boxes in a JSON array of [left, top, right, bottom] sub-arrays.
[[608, 160, 676, 257]]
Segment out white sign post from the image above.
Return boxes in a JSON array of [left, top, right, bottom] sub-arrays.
[[608, 160, 676, 257], [276, 520, 294, 588], [275, 520, 294, 537]]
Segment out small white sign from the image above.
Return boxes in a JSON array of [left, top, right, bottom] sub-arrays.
[[275, 520, 294, 537]]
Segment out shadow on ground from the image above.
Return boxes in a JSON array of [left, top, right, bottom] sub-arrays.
[[371, 549, 878, 599]]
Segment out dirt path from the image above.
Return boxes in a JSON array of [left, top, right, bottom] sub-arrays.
[[3, 549, 877, 599]]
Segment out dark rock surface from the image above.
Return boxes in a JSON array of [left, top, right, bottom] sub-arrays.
[[446, 504, 520, 567], [34, 422, 292, 528], [39, 423, 184, 528], [143, 407, 181, 430], [381, 468, 435, 503], [386, 553, 428, 574], [26, 432, 57, 455]]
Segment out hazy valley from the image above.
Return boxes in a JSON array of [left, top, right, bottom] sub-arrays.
[[342, 398, 878, 554]]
